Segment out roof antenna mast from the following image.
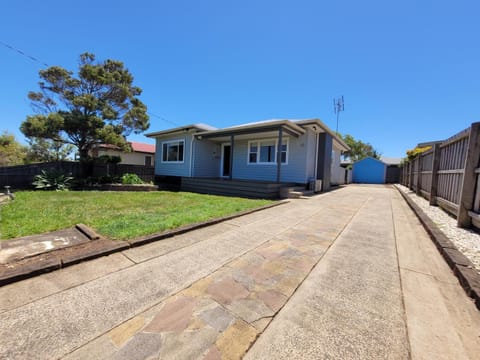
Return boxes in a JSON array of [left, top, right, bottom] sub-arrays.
[[333, 96, 344, 134]]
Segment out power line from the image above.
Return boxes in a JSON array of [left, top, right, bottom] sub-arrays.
[[1, 40, 181, 129], [0, 40, 49, 67], [147, 112, 181, 127]]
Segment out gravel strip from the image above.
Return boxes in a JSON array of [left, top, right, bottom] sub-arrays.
[[397, 185, 480, 273]]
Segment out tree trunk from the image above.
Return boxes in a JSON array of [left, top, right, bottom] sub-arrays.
[[78, 148, 92, 178]]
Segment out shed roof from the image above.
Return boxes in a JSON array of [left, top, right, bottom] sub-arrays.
[[353, 156, 387, 166]]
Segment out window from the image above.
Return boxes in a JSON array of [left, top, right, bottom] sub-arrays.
[[260, 140, 276, 163], [248, 138, 288, 164], [249, 143, 258, 163], [162, 140, 184, 162]]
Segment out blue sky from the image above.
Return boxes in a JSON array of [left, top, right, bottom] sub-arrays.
[[1, 0, 479, 158]]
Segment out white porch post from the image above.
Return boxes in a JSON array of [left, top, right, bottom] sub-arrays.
[[277, 127, 283, 183]]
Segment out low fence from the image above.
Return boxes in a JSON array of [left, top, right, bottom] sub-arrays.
[[0, 161, 155, 189], [401, 122, 480, 228]]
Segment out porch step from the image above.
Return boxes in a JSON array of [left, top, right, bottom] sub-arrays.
[[181, 178, 295, 199], [286, 186, 315, 199], [288, 190, 315, 199]]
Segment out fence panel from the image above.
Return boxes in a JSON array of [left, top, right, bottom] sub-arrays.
[[402, 122, 480, 227], [0, 162, 81, 189], [0, 162, 155, 189], [412, 157, 419, 191], [419, 149, 434, 197], [436, 132, 469, 209]]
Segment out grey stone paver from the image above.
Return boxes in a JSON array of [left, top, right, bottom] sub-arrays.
[[113, 333, 162, 360]]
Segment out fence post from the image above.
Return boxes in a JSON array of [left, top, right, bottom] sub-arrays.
[[429, 143, 441, 205], [457, 122, 480, 227], [409, 160, 414, 190], [416, 155, 423, 196]]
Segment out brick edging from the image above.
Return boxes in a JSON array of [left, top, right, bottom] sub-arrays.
[[0, 201, 287, 286], [395, 186, 480, 310]]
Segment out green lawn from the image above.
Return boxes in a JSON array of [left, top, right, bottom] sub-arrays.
[[0, 191, 273, 240]]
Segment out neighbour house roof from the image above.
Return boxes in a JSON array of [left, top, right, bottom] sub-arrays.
[[130, 142, 155, 154], [416, 140, 443, 148], [98, 142, 155, 154], [380, 156, 402, 165], [146, 124, 217, 138]]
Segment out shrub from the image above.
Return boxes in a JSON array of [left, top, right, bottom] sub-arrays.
[[33, 170, 74, 191], [96, 155, 122, 164], [406, 146, 432, 161], [121, 173, 144, 185]]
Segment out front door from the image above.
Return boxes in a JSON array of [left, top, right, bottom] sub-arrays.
[[221, 144, 231, 177]]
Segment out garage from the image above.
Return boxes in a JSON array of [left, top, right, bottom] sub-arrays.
[[352, 157, 387, 184]]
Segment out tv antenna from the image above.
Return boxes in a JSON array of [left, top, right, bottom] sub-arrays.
[[333, 96, 344, 134]]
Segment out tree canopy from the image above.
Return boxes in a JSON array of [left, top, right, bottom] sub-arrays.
[[25, 138, 75, 163], [0, 131, 27, 166], [20, 52, 149, 164], [341, 134, 381, 162]]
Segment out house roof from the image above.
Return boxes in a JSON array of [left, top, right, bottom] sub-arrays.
[[97, 142, 155, 154], [146, 118, 349, 152], [196, 119, 306, 139], [194, 118, 349, 151], [130, 142, 155, 154], [294, 119, 349, 151], [146, 123, 217, 138]]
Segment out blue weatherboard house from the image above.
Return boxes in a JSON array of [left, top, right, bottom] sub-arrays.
[[146, 119, 349, 198], [352, 157, 387, 184]]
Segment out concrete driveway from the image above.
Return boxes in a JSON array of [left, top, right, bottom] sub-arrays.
[[1, 185, 479, 359]]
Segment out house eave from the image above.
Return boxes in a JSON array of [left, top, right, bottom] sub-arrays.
[[295, 118, 350, 151], [146, 123, 217, 138]]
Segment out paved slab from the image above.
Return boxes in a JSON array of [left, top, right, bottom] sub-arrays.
[[1, 185, 480, 359], [245, 187, 409, 359], [0, 227, 91, 264], [392, 190, 480, 360]]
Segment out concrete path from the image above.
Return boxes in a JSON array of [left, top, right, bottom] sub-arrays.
[[0, 185, 479, 359]]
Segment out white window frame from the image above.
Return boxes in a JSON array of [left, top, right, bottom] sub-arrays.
[[161, 139, 185, 163], [247, 138, 289, 165]]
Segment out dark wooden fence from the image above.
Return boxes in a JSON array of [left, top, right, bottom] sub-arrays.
[[0, 161, 154, 189], [401, 122, 480, 228]]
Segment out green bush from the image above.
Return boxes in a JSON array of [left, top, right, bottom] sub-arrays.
[[406, 146, 432, 160], [121, 173, 144, 185], [33, 170, 74, 191], [96, 155, 122, 164]]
